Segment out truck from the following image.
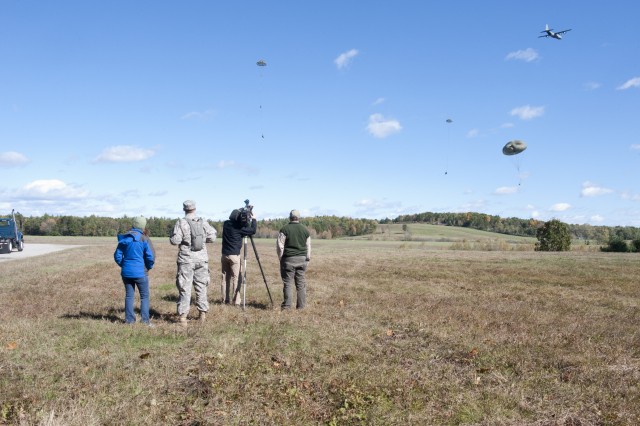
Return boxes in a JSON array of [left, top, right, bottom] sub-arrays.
[[0, 209, 24, 254]]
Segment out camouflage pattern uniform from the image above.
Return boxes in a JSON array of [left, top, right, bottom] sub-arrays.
[[170, 200, 217, 318]]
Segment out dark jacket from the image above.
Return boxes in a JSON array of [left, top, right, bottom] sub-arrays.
[[114, 228, 155, 278], [221, 218, 257, 256]]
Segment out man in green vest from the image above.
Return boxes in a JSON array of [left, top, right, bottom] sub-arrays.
[[276, 209, 311, 310]]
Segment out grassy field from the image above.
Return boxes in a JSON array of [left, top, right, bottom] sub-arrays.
[[1, 230, 639, 425]]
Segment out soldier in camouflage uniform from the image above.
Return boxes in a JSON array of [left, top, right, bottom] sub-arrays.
[[170, 200, 217, 326]]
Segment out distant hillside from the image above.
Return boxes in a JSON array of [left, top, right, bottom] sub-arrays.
[[385, 211, 640, 244], [352, 223, 536, 248]]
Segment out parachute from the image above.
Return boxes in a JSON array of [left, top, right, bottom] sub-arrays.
[[502, 140, 527, 186], [444, 118, 453, 174], [502, 140, 527, 156], [256, 59, 267, 139]]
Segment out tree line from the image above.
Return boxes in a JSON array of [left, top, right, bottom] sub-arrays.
[[384, 211, 640, 244], [8, 210, 640, 246], [12, 213, 379, 240]]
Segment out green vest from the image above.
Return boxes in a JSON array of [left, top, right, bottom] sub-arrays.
[[280, 222, 309, 258]]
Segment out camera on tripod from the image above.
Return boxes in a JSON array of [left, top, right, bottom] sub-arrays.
[[235, 198, 274, 308], [238, 199, 254, 224]]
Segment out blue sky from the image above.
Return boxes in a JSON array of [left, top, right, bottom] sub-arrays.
[[1, 1, 639, 226]]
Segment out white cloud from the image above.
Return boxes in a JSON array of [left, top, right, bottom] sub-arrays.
[[372, 97, 385, 106], [460, 199, 487, 211], [550, 203, 571, 212], [335, 49, 359, 69], [94, 145, 156, 163], [510, 105, 544, 120], [215, 160, 258, 175], [580, 181, 613, 197], [217, 160, 237, 169], [505, 48, 539, 62], [181, 109, 216, 120], [494, 186, 518, 194], [616, 77, 640, 90], [590, 215, 605, 223], [355, 199, 389, 208], [531, 210, 540, 219], [500, 122, 515, 128], [353, 198, 406, 218], [621, 191, 640, 201], [0, 151, 30, 167], [18, 179, 89, 199], [466, 129, 480, 138], [367, 113, 402, 138], [630, 144, 640, 151], [584, 81, 601, 90]]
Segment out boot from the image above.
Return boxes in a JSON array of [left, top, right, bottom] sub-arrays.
[[179, 314, 188, 327], [198, 311, 206, 323]]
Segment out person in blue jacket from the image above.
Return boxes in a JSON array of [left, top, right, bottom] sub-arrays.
[[114, 216, 155, 326]]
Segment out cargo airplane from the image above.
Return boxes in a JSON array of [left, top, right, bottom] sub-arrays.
[[539, 24, 571, 40]]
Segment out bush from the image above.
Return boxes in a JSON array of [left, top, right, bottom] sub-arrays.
[[601, 238, 629, 252], [535, 219, 571, 251]]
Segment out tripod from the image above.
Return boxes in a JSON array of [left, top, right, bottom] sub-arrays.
[[239, 235, 274, 309]]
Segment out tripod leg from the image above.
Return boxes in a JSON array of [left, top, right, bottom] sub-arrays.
[[249, 235, 274, 306], [242, 237, 248, 310]]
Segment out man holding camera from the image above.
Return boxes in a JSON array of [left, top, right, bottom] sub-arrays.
[[220, 207, 257, 306], [276, 209, 311, 310]]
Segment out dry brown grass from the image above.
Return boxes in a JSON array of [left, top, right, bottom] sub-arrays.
[[1, 236, 639, 425]]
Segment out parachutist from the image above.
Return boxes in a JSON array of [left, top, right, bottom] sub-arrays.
[[503, 140, 527, 186], [257, 59, 267, 140], [444, 117, 453, 175]]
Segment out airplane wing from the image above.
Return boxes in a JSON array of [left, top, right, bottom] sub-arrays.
[[538, 34, 550, 38], [556, 29, 571, 35]]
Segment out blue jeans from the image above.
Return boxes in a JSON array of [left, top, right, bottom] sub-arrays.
[[123, 276, 150, 324]]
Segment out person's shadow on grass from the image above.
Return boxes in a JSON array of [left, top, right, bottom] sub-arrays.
[[162, 293, 274, 310], [60, 307, 168, 323]]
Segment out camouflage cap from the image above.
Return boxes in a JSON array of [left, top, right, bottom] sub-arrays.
[[183, 200, 196, 211], [289, 209, 300, 220]]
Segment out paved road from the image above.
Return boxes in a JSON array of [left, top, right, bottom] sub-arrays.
[[0, 244, 83, 262]]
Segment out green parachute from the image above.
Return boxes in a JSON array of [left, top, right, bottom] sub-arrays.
[[502, 140, 527, 186], [502, 140, 527, 156], [256, 59, 267, 138]]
